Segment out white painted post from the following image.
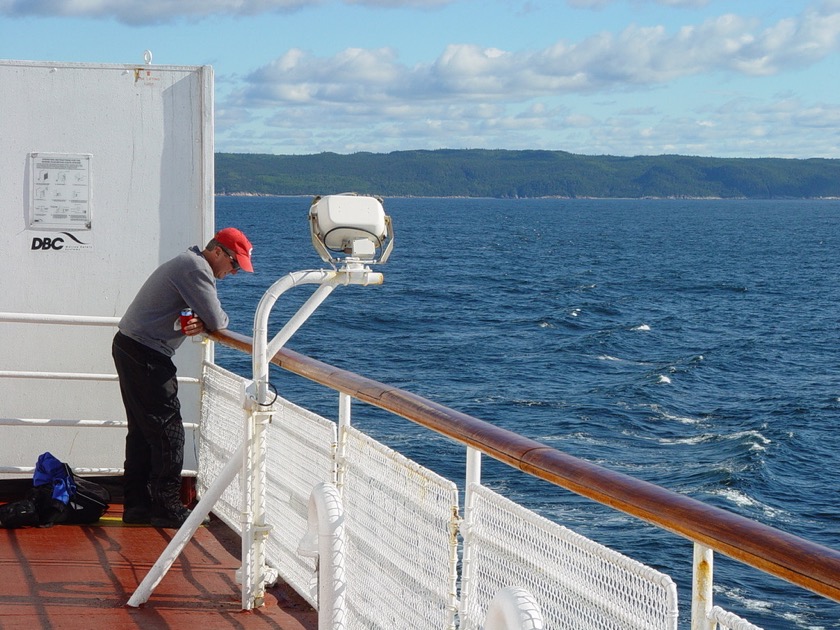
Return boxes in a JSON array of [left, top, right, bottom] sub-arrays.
[[691, 542, 715, 630], [336, 392, 352, 493], [465, 445, 482, 516], [458, 446, 483, 626]]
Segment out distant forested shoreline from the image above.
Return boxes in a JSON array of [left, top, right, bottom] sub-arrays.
[[215, 150, 840, 199]]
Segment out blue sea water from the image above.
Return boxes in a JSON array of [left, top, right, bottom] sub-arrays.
[[216, 195, 840, 629]]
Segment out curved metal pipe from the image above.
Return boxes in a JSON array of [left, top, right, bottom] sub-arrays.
[[298, 481, 347, 630]]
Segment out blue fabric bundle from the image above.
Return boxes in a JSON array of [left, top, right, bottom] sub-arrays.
[[33, 451, 77, 505]]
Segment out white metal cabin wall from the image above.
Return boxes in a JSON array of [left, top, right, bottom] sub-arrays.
[[0, 59, 214, 473]]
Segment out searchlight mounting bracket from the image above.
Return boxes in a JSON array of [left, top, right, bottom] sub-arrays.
[[127, 193, 393, 611]]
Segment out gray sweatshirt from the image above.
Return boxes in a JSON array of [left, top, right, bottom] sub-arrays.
[[118, 246, 229, 356]]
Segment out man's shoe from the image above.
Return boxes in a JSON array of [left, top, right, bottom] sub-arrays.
[[150, 506, 209, 529], [122, 505, 151, 525], [150, 505, 190, 528]]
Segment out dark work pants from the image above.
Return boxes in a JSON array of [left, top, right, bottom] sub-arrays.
[[112, 332, 184, 514]]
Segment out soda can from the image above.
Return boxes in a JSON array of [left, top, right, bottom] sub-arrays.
[[180, 308, 193, 334]]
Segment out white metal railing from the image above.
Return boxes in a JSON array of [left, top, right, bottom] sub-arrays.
[[460, 482, 679, 629], [340, 424, 460, 628], [0, 371, 118, 381], [192, 364, 677, 629], [0, 312, 121, 326], [5, 309, 838, 628], [204, 329, 840, 629], [709, 606, 763, 630], [0, 312, 200, 477]]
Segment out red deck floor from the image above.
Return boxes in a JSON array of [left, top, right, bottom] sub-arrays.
[[0, 504, 318, 630]]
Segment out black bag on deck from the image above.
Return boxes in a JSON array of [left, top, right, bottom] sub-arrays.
[[64, 471, 110, 524], [0, 453, 110, 528], [0, 497, 40, 529]]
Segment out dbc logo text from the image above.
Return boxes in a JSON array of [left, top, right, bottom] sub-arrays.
[[31, 237, 64, 250]]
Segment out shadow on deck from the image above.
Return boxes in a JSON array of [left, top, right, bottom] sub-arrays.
[[0, 500, 318, 630]]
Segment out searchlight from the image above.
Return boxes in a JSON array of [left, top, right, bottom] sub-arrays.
[[309, 193, 394, 265]]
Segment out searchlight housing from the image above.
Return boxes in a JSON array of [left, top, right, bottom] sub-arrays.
[[309, 193, 394, 265]]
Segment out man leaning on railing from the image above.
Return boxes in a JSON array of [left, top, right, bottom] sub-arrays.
[[111, 228, 253, 528]]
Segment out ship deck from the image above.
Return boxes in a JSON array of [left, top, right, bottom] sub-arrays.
[[0, 488, 318, 630]]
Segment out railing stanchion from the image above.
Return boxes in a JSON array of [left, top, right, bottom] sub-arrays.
[[691, 543, 715, 630], [336, 392, 352, 492]]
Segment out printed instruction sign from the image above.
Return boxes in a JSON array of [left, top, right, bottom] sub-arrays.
[[29, 153, 92, 231]]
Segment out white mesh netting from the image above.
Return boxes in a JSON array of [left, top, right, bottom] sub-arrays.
[[197, 363, 246, 531], [263, 395, 336, 603], [459, 483, 679, 630], [199, 364, 683, 629], [340, 425, 460, 630], [197, 363, 336, 606], [710, 606, 764, 630]]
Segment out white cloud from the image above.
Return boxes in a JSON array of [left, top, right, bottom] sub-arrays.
[[235, 5, 840, 109], [567, 0, 711, 7], [0, 0, 454, 24], [343, 0, 452, 6], [9, 0, 834, 157], [572, 96, 840, 158], [217, 83, 840, 158], [0, 0, 317, 24], [207, 4, 840, 156], [242, 47, 405, 105]]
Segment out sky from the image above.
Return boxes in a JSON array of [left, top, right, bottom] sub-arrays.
[[1, 1, 839, 159]]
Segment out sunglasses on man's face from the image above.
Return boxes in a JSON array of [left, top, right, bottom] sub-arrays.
[[219, 245, 240, 271]]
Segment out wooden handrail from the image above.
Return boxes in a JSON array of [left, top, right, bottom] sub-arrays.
[[210, 328, 840, 602]]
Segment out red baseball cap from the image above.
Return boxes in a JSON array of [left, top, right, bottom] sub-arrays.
[[214, 227, 254, 272]]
